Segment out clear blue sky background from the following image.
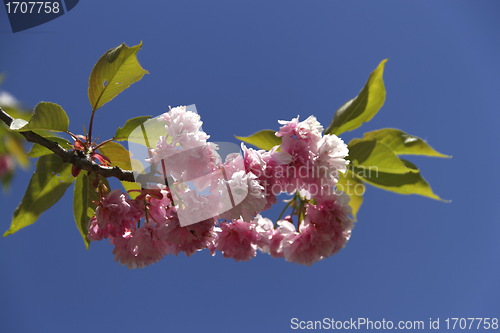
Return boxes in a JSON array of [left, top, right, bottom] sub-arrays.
[[1, 1, 499, 332]]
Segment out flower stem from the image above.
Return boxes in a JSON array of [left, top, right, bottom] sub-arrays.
[[277, 198, 293, 221]]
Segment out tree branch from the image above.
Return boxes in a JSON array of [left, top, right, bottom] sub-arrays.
[[0, 107, 136, 182]]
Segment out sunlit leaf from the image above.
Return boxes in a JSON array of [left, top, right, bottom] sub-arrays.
[[73, 172, 108, 249], [352, 160, 447, 201], [3, 154, 74, 236], [114, 115, 152, 141], [325, 59, 387, 136], [360, 128, 450, 158], [88, 42, 148, 111], [28, 137, 72, 158], [348, 138, 416, 174], [235, 130, 282, 150], [337, 170, 365, 220], [121, 180, 142, 199], [99, 142, 144, 196], [98, 141, 133, 170], [10, 102, 69, 132]]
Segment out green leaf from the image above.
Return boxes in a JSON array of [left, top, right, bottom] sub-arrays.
[[114, 115, 152, 141], [98, 141, 133, 170], [10, 102, 69, 132], [358, 128, 450, 158], [348, 139, 416, 174], [73, 172, 108, 249], [88, 42, 148, 111], [4, 134, 29, 168], [352, 160, 447, 201], [337, 170, 365, 220], [125, 117, 169, 146], [3, 154, 74, 236], [325, 59, 388, 136], [28, 137, 72, 158], [121, 181, 142, 199], [235, 130, 282, 150], [98, 142, 142, 198]]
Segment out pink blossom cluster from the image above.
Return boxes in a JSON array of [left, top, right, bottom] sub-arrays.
[[89, 187, 218, 268], [89, 107, 354, 268]]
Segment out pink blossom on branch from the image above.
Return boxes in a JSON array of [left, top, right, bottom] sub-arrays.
[[93, 189, 143, 239], [282, 194, 354, 265], [88, 106, 354, 268], [215, 219, 258, 261], [112, 223, 171, 269]]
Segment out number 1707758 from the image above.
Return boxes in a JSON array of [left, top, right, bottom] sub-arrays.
[[5, 2, 61, 14]]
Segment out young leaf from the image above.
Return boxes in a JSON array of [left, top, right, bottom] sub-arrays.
[[73, 172, 108, 249], [3, 154, 74, 236], [352, 160, 447, 201], [337, 170, 365, 220], [358, 128, 450, 158], [10, 102, 69, 132], [88, 42, 148, 111], [114, 115, 152, 141], [98, 141, 133, 170], [325, 59, 388, 136], [348, 139, 416, 174], [235, 130, 282, 150], [28, 137, 72, 158]]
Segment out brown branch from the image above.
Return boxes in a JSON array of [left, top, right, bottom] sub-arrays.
[[0, 107, 136, 182]]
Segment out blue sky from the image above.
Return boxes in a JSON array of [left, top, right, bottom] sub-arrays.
[[1, 1, 500, 332]]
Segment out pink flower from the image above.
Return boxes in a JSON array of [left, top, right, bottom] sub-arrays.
[[163, 106, 209, 149], [276, 116, 323, 143], [112, 223, 170, 269], [282, 221, 329, 266], [305, 194, 354, 256], [94, 190, 143, 238], [244, 147, 286, 206], [157, 216, 216, 256], [276, 116, 322, 159], [282, 194, 354, 265], [269, 220, 297, 258], [173, 185, 222, 226], [155, 142, 219, 183], [218, 170, 267, 221], [88, 216, 105, 241], [215, 220, 258, 261], [261, 148, 294, 197], [243, 145, 292, 210], [273, 116, 349, 197], [314, 134, 349, 189], [146, 188, 175, 224], [274, 116, 325, 192], [251, 215, 274, 252], [147, 107, 220, 183]]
